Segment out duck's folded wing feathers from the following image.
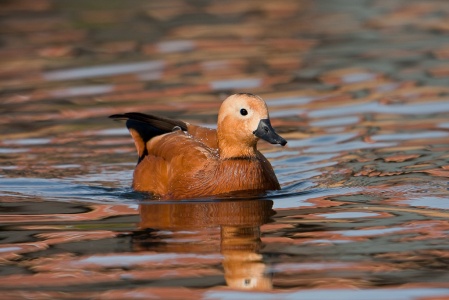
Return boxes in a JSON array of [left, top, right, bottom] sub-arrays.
[[131, 131, 216, 196], [110, 112, 188, 132], [110, 112, 188, 162]]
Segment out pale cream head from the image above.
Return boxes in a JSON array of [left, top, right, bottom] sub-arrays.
[[218, 93, 269, 133], [217, 93, 271, 158]]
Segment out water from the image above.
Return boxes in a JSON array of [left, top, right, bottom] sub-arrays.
[[2, 0, 449, 299]]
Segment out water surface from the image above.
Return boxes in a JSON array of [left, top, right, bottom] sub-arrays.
[[1, 0, 449, 299]]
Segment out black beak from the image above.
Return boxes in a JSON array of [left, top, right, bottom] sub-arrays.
[[253, 119, 287, 146]]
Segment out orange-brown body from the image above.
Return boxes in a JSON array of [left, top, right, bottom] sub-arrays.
[[133, 124, 280, 199], [111, 93, 287, 199]]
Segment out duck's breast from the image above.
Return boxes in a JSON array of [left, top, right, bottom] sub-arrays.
[[210, 156, 280, 195]]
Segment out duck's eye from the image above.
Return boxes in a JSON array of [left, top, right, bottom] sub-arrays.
[[240, 108, 248, 116]]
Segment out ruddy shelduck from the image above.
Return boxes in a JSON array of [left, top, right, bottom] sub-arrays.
[[110, 93, 287, 199]]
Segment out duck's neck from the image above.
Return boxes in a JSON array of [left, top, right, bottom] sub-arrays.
[[218, 139, 258, 160]]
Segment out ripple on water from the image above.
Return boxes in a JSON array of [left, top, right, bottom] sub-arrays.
[[204, 288, 449, 300], [371, 131, 449, 142], [156, 40, 196, 53], [310, 116, 359, 127], [210, 78, 262, 90], [53, 164, 82, 169], [439, 122, 449, 129], [266, 96, 315, 106], [335, 225, 424, 237], [317, 211, 380, 219], [287, 132, 357, 148], [0, 148, 28, 154], [0, 177, 134, 203], [271, 187, 363, 209], [76, 253, 222, 267], [94, 128, 130, 136], [43, 60, 165, 81], [3, 138, 51, 145], [309, 100, 449, 118], [50, 85, 114, 98], [304, 141, 396, 154], [405, 196, 449, 210], [269, 109, 304, 118]]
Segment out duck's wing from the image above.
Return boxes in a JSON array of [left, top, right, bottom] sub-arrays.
[[133, 131, 217, 197], [110, 112, 219, 162], [110, 112, 188, 138], [110, 112, 188, 162]]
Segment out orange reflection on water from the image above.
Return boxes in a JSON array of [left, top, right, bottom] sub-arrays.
[[139, 199, 274, 290]]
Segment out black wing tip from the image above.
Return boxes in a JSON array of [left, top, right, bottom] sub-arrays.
[[109, 114, 124, 119], [109, 112, 188, 131], [109, 112, 141, 119]]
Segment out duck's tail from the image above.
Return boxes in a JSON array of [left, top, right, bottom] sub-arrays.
[[110, 112, 188, 163]]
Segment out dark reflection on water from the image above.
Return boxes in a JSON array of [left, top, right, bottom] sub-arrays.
[[137, 199, 275, 290]]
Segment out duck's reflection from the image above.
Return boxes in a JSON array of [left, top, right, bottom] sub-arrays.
[[135, 199, 275, 290]]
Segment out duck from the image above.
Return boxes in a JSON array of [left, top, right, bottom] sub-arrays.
[[110, 93, 287, 199]]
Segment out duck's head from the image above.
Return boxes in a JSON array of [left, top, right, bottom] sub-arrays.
[[217, 93, 287, 158]]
